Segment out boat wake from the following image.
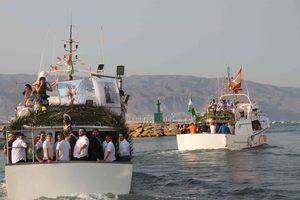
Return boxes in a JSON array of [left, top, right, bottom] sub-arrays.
[[0, 179, 7, 200], [133, 149, 179, 158], [38, 193, 119, 200]]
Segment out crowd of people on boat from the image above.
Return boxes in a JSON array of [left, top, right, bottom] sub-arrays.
[[176, 97, 236, 135], [207, 98, 234, 114], [3, 128, 131, 164], [178, 121, 234, 135]]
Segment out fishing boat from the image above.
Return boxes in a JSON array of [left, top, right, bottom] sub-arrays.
[[4, 24, 132, 200], [177, 67, 270, 151]]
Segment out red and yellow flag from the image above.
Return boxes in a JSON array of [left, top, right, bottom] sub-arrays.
[[228, 66, 242, 91]]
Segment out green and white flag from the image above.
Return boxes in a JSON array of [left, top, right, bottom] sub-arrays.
[[187, 97, 196, 116]]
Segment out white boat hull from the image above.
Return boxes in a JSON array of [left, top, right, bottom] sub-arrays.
[[5, 162, 132, 200], [177, 131, 267, 151]]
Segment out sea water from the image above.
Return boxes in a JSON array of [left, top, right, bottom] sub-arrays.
[[0, 124, 299, 200]]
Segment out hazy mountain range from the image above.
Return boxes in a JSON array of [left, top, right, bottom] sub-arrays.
[[0, 74, 299, 122], [124, 75, 300, 121]]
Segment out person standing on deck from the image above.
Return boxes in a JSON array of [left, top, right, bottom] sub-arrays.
[[35, 131, 46, 163], [218, 123, 231, 134], [208, 99, 217, 115], [88, 129, 104, 161], [43, 133, 54, 163], [102, 139, 108, 152], [73, 128, 89, 161], [118, 134, 131, 161], [56, 133, 71, 162], [35, 76, 53, 104], [199, 122, 209, 133], [187, 123, 198, 134], [11, 133, 28, 164], [65, 127, 77, 160], [210, 122, 216, 134], [102, 135, 116, 162], [22, 84, 32, 107], [3, 133, 16, 164]]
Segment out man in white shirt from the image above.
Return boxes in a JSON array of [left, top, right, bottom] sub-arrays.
[[210, 122, 216, 134], [103, 135, 116, 162], [56, 133, 71, 162], [43, 132, 54, 163], [11, 133, 28, 164], [118, 134, 131, 161], [73, 128, 89, 160], [102, 140, 108, 152]]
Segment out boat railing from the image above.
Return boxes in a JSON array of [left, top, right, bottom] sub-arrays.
[[4, 129, 35, 165], [5, 160, 132, 166], [220, 93, 252, 104], [22, 125, 118, 131]]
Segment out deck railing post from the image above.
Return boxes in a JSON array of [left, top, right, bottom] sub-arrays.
[[32, 129, 35, 163], [5, 131, 9, 165]]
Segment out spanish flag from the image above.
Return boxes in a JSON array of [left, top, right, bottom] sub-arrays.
[[228, 66, 242, 91]]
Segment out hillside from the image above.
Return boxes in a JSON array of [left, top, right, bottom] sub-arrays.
[[0, 74, 299, 121]]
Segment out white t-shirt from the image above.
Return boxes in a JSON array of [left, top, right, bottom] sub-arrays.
[[56, 140, 71, 161], [105, 141, 116, 162], [210, 125, 216, 134], [11, 138, 27, 163], [102, 141, 108, 152], [43, 140, 54, 160], [73, 135, 89, 158], [119, 140, 130, 157]]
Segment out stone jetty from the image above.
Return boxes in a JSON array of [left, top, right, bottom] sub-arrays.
[[127, 122, 181, 137]]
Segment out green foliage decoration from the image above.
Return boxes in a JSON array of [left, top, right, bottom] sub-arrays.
[[196, 110, 235, 124], [8, 105, 127, 132]]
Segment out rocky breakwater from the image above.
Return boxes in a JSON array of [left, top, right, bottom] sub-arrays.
[[127, 122, 180, 137]]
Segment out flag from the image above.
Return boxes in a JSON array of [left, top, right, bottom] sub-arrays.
[[57, 79, 86, 105], [187, 97, 196, 116], [50, 65, 60, 72], [228, 66, 242, 91]]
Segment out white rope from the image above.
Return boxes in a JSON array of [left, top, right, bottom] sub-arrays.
[[38, 30, 50, 76]]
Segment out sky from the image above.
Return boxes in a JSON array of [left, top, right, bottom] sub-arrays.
[[0, 0, 300, 87]]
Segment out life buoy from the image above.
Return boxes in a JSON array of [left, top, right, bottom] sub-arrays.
[[259, 134, 267, 143]]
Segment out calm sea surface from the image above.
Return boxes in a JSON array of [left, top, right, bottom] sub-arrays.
[[0, 124, 299, 200]]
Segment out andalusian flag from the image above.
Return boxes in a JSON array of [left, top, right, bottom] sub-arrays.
[[187, 97, 196, 116]]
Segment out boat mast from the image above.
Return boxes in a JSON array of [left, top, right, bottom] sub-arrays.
[[69, 24, 73, 54], [226, 65, 231, 90], [227, 66, 237, 121], [100, 26, 105, 67], [97, 26, 105, 75], [64, 21, 78, 77]]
